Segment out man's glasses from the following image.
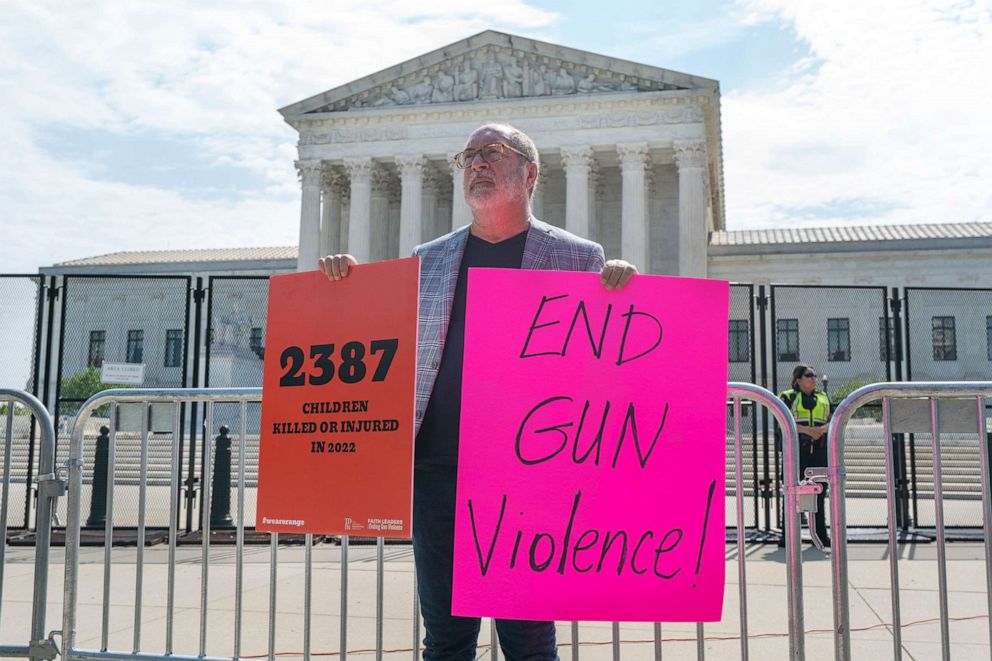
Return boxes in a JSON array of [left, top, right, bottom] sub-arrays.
[[802, 372, 817, 378], [452, 143, 530, 169]]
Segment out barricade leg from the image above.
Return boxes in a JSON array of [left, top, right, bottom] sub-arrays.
[[0, 390, 58, 661]]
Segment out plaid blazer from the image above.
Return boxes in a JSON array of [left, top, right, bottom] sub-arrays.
[[411, 217, 605, 436]]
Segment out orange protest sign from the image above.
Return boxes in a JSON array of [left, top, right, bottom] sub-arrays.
[[257, 258, 419, 537]]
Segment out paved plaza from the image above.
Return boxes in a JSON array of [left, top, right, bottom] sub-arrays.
[[2, 541, 991, 660]]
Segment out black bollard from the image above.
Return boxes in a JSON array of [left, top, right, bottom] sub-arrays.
[[210, 425, 234, 528], [86, 426, 111, 528]]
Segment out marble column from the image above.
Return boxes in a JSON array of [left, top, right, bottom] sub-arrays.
[[588, 167, 600, 244], [449, 161, 472, 231], [337, 177, 351, 254], [530, 171, 548, 220], [295, 160, 322, 272], [421, 168, 441, 242], [320, 170, 345, 259], [674, 140, 708, 278], [397, 155, 426, 257], [371, 166, 393, 260], [617, 143, 650, 271], [561, 146, 594, 239], [344, 157, 373, 264], [530, 172, 546, 219]]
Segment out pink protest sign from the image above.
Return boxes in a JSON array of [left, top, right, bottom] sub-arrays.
[[453, 270, 729, 622]]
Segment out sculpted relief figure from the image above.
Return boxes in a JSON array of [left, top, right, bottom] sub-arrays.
[[543, 65, 556, 95], [408, 76, 434, 104], [390, 86, 413, 105], [454, 61, 478, 101], [596, 77, 619, 92], [432, 69, 455, 103], [575, 73, 619, 94], [531, 65, 549, 96], [577, 73, 597, 94], [371, 86, 412, 107], [333, 53, 669, 111], [479, 51, 503, 99], [553, 67, 576, 95], [350, 57, 657, 110], [502, 57, 524, 98]]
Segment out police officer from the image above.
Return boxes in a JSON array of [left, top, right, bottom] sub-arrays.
[[779, 363, 831, 546]]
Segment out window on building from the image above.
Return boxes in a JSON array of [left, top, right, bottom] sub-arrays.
[[728, 320, 750, 363], [250, 327, 265, 359], [987, 316, 992, 361], [827, 318, 851, 362], [164, 329, 183, 367], [126, 330, 144, 364], [879, 317, 896, 362], [932, 316, 957, 361], [88, 331, 105, 368], [776, 319, 799, 362]]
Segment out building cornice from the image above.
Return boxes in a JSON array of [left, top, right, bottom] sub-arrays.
[[708, 236, 992, 258]]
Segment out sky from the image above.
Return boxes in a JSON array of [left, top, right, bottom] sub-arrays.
[[1, 0, 990, 273]]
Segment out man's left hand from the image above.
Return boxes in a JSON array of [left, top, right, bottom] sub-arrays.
[[600, 259, 639, 290]]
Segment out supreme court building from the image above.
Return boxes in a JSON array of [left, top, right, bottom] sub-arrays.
[[282, 30, 721, 279], [36, 30, 992, 397]]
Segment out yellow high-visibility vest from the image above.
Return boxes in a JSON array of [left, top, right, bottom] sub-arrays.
[[779, 389, 831, 426]]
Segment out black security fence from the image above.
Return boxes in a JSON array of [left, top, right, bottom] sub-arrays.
[[726, 285, 768, 532], [769, 285, 892, 396], [202, 276, 271, 530], [900, 288, 992, 531], [52, 276, 193, 530], [0, 275, 46, 529], [1, 276, 990, 537], [205, 277, 270, 388], [904, 288, 992, 381]]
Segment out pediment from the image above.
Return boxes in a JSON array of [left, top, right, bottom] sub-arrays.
[[280, 30, 718, 119]]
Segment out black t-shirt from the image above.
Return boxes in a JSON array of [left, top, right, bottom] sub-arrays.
[[415, 230, 528, 465]]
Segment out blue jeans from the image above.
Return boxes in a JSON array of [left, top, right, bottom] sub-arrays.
[[413, 464, 560, 661]]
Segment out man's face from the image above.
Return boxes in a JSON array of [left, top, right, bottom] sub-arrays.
[[462, 128, 534, 211]]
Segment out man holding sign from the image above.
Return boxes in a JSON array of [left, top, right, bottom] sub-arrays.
[[321, 124, 636, 661]]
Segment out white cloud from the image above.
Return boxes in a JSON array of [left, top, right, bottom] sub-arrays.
[[723, 0, 992, 229], [616, 13, 751, 62], [0, 1, 558, 272], [2, 0, 987, 270]]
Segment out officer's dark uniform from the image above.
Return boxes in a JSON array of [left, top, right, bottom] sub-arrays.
[[779, 387, 831, 545]]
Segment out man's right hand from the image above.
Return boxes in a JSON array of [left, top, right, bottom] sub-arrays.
[[318, 254, 358, 280]]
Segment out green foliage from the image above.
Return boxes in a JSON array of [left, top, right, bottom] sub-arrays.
[[828, 375, 884, 419], [59, 367, 106, 402], [60, 367, 128, 416], [0, 403, 30, 416]]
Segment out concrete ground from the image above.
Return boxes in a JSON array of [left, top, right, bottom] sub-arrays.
[[1, 541, 990, 660]]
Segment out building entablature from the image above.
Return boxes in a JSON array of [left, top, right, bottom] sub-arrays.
[[294, 93, 709, 158]]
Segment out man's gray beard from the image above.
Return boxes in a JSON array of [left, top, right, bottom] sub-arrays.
[[467, 179, 530, 211]]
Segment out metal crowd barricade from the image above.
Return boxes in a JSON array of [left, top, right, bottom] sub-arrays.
[[0, 389, 60, 661], [568, 383, 808, 661], [59, 384, 807, 661], [61, 388, 263, 661], [826, 381, 992, 661]]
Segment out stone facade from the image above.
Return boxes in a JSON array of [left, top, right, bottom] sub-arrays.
[[280, 30, 723, 277]]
